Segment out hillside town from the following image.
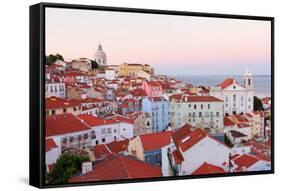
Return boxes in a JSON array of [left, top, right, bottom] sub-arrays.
[[45, 44, 272, 184]]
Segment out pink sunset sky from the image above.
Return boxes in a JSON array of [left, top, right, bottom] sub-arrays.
[[46, 8, 271, 75]]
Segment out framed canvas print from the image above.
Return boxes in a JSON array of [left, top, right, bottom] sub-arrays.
[[29, 2, 274, 188]]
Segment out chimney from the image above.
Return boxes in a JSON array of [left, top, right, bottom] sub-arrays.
[[82, 161, 93, 174]]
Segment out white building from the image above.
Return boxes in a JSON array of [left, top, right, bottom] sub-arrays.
[[94, 44, 107, 65], [71, 58, 92, 72], [77, 114, 134, 146], [45, 81, 66, 98], [168, 124, 230, 176], [105, 69, 117, 80], [169, 95, 224, 133], [210, 69, 254, 116], [45, 113, 134, 157]]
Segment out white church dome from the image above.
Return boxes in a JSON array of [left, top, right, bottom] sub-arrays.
[[94, 44, 107, 65]]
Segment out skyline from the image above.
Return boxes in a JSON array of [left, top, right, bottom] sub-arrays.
[[46, 8, 271, 75]]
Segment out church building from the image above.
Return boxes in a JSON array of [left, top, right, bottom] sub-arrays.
[[210, 69, 254, 116], [94, 44, 107, 65]]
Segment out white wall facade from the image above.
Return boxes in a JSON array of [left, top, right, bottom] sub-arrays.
[[179, 136, 230, 175], [45, 82, 66, 98], [211, 84, 254, 116]]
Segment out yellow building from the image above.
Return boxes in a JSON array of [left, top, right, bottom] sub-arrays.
[[117, 63, 153, 77]]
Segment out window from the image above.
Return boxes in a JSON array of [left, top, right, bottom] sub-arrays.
[[156, 153, 161, 164], [63, 108, 67, 113], [189, 104, 191, 108], [248, 78, 251, 86], [91, 131, 96, 139], [208, 104, 210, 109], [69, 136, 74, 143], [248, 97, 251, 102], [51, 110, 55, 115], [107, 128, 112, 134], [201, 104, 203, 109], [233, 94, 236, 102], [102, 138, 106, 143], [62, 137, 67, 144], [194, 104, 197, 109], [73, 107, 77, 111], [216, 112, 219, 117], [83, 133, 88, 139], [199, 112, 202, 117], [101, 128, 106, 134], [78, 135, 81, 141], [233, 85, 236, 89], [95, 140, 99, 145]]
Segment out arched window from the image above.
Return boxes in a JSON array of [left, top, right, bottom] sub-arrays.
[[248, 78, 251, 86]]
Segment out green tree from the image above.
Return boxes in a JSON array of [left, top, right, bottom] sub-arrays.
[[46, 53, 64, 65], [254, 96, 264, 111], [91, 60, 99, 69], [46, 153, 89, 184]]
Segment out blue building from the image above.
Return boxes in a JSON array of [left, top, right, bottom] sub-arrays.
[[142, 97, 170, 132]]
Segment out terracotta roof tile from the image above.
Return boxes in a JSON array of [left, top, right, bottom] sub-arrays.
[[69, 155, 162, 182], [46, 113, 90, 137], [191, 162, 226, 175]]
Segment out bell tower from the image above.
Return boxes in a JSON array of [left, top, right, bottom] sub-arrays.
[[243, 69, 254, 90]]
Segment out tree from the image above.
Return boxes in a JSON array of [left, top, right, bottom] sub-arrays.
[[46, 153, 89, 184], [46, 53, 64, 65], [91, 60, 99, 69], [254, 96, 263, 111]]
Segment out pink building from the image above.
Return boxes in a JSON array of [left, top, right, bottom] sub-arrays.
[[142, 81, 163, 97]]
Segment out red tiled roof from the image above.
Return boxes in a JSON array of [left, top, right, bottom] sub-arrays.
[[46, 113, 90, 137], [169, 94, 183, 101], [233, 154, 260, 169], [185, 96, 223, 102], [107, 140, 129, 153], [219, 78, 234, 89], [77, 114, 133, 127], [172, 150, 184, 164], [140, 131, 173, 151], [93, 144, 111, 159], [45, 138, 58, 152], [130, 88, 147, 97], [45, 97, 81, 109], [110, 116, 134, 125], [224, 117, 235, 126], [177, 128, 207, 152], [147, 81, 161, 87], [191, 162, 226, 175], [172, 123, 193, 149], [69, 155, 162, 182], [234, 115, 250, 123]]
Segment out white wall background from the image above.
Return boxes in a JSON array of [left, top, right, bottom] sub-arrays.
[[0, 0, 279, 190]]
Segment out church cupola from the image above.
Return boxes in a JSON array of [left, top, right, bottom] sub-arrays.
[[94, 43, 107, 65], [243, 69, 254, 90]]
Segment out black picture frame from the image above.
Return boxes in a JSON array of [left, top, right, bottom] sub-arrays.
[[30, 2, 274, 189]]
